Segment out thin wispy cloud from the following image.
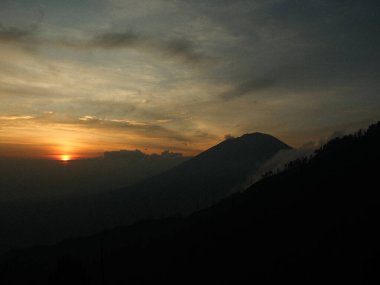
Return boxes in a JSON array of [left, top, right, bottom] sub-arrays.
[[0, 115, 34, 120]]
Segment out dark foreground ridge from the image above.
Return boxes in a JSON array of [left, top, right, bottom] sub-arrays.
[[1, 122, 380, 284]]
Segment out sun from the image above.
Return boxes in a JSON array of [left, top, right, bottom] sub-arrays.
[[60, 154, 71, 161]]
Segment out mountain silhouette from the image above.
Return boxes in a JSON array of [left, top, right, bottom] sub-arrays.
[[0, 132, 289, 253], [116, 132, 291, 215], [1, 122, 379, 284]]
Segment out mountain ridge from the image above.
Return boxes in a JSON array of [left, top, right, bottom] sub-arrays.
[[0, 131, 290, 253], [2, 121, 379, 284]]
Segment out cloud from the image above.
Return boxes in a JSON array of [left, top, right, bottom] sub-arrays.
[[220, 78, 276, 100], [110, 119, 148, 126], [0, 83, 64, 99], [197, 0, 380, 100], [0, 0, 379, 155], [317, 129, 349, 148], [224, 134, 234, 140], [0, 24, 33, 44], [90, 31, 140, 48], [88, 31, 209, 64], [103, 149, 188, 159], [0, 25, 210, 65], [79, 115, 98, 122], [164, 39, 207, 64], [0, 115, 34, 120], [248, 146, 315, 186], [74, 115, 189, 142]]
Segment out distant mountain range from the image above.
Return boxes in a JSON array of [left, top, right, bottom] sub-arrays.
[[2, 122, 379, 284], [0, 132, 290, 253], [0, 150, 189, 201]]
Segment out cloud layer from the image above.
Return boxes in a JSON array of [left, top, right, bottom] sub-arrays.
[[0, 0, 379, 157]]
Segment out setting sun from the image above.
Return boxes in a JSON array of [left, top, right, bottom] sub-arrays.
[[60, 154, 71, 161]]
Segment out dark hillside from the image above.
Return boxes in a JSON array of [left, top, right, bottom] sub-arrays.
[[1, 122, 379, 284]]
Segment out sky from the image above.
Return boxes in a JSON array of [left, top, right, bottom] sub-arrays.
[[1, 0, 379, 159]]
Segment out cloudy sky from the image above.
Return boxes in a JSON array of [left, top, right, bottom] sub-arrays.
[[1, 0, 379, 158]]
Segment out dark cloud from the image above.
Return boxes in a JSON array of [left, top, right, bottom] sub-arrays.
[[90, 31, 140, 48], [0, 24, 32, 44], [220, 78, 276, 100], [88, 31, 209, 64], [0, 26, 210, 65], [197, 0, 380, 100], [164, 39, 206, 64]]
